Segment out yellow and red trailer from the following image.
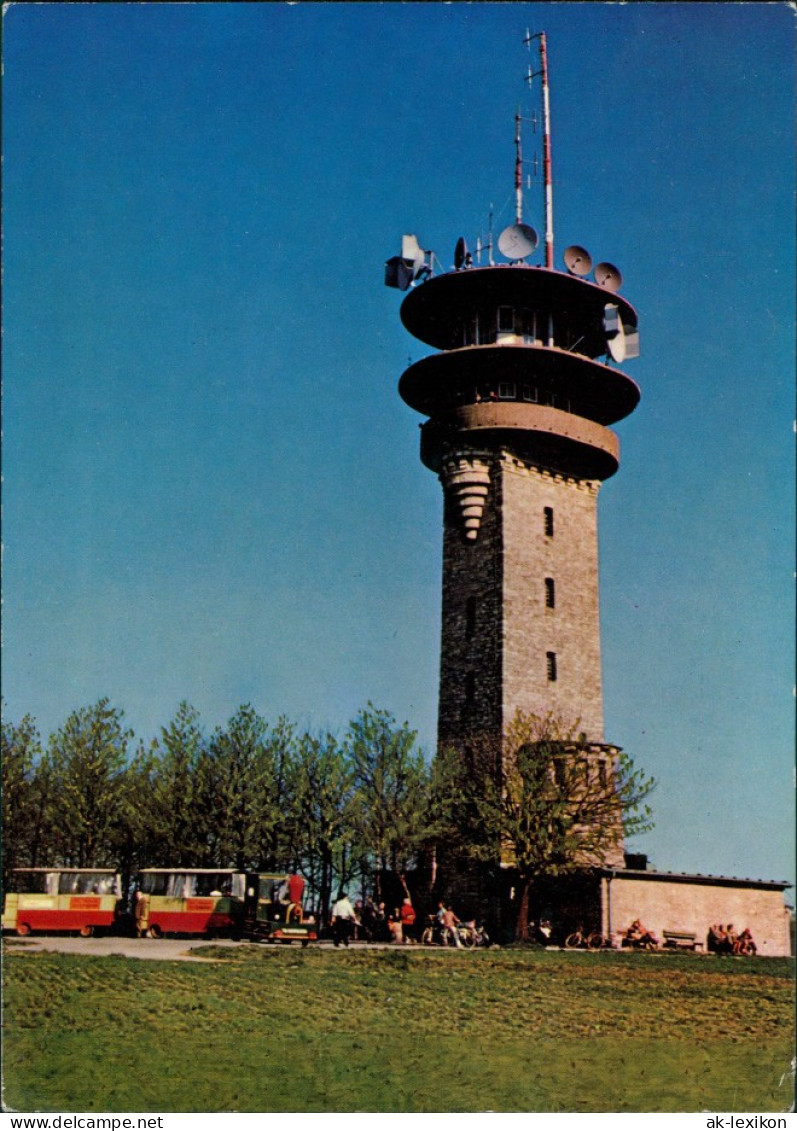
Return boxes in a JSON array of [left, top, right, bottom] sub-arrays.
[[135, 869, 246, 938], [2, 868, 121, 937]]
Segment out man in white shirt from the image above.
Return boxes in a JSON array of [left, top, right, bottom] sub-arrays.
[[331, 890, 359, 947]]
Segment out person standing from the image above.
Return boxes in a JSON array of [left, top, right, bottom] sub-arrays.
[[331, 890, 359, 947], [440, 903, 463, 948]]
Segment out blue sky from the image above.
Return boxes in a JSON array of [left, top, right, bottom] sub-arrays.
[[3, 3, 794, 888]]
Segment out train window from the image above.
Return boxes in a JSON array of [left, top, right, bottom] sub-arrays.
[[57, 872, 116, 895], [194, 873, 234, 897], [14, 872, 53, 895]]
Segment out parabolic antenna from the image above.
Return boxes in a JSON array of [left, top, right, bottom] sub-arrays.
[[401, 233, 427, 278], [454, 237, 469, 270], [594, 261, 623, 292], [563, 245, 593, 276], [497, 222, 538, 261], [607, 324, 627, 363]]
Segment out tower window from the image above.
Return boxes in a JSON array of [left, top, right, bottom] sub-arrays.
[[545, 578, 556, 608], [498, 382, 516, 399], [465, 671, 476, 705], [521, 384, 537, 403], [497, 306, 514, 332], [465, 596, 477, 638], [598, 761, 608, 789], [546, 652, 557, 682], [544, 507, 554, 537]]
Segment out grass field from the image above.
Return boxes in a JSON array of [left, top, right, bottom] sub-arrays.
[[3, 943, 794, 1113]]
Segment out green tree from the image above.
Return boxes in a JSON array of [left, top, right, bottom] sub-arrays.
[[147, 702, 211, 866], [1, 713, 43, 890], [288, 731, 356, 923], [205, 705, 296, 871], [344, 704, 431, 897], [437, 710, 656, 941], [45, 699, 134, 868]]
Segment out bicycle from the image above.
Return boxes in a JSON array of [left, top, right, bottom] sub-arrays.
[[564, 926, 606, 950]]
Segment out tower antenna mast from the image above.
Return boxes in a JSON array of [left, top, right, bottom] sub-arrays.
[[525, 29, 554, 269], [514, 109, 524, 225]]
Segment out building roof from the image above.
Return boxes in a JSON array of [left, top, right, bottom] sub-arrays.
[[600, 867, 791, 891]]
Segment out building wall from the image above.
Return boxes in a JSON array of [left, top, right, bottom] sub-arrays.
[[602, 874, 792, 957], [501, 456, 604, 742], [437, 449, 605, 755], [438, 450, 504, 755]]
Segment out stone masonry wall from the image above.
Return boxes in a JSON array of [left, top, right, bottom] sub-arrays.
[[437, 448, 605, 755], [500, 455, 604, 742], [602, 874, 792, 957]]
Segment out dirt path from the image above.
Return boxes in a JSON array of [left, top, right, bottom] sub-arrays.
[[3, 935, 290, 961], [2, 935, 413, 961]]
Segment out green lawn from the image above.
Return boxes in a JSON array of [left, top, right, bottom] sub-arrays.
[[3, 944, 794, 1113]]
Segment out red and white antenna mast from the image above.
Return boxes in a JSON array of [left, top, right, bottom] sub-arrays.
[[525, 30, 554, 269]]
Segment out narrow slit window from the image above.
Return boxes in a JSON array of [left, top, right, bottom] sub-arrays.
[[545, 578, 555, 608], [465, 671, 476, 705], [546, 652, 557, 682], [544, 507, 554, 537]]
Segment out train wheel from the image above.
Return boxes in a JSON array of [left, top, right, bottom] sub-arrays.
[[79, 925, 94, 938], [147, 925, 163, 939], [16, 922, 31, 937]]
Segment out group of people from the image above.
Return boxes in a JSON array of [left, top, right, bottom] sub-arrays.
[[707, 923, 756, 955], [330, 877, 417, 947]]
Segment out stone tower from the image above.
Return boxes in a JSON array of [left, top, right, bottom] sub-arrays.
[[386, 35, 641, 891], [397, 266, 640, 763]]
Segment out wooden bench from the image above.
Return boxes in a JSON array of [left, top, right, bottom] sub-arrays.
[[662, 929, 704, 952]]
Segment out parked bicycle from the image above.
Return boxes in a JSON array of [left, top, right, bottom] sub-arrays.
[[564, 925, 607, 950]]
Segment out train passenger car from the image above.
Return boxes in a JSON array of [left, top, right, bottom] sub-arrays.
[[240, 872, 317, 944], [2, 868, 122, 937], [135, 869, 245, 938]]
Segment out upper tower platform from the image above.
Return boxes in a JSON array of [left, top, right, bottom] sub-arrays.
[[398, 262, 640, 481]]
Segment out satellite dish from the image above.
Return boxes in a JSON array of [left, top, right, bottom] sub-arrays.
[[454, 237, 468, 270], [594, 262, 623, 292], [401, 233, 422, 263], [563, 245, 592, 276], [497, 222, 538, 260], [607, 324, 627, 363]]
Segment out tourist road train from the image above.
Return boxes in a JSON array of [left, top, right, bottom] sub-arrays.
[[1, 867, 318, 944]]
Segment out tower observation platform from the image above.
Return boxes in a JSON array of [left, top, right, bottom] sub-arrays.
[[399, 263, 640, 481]]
